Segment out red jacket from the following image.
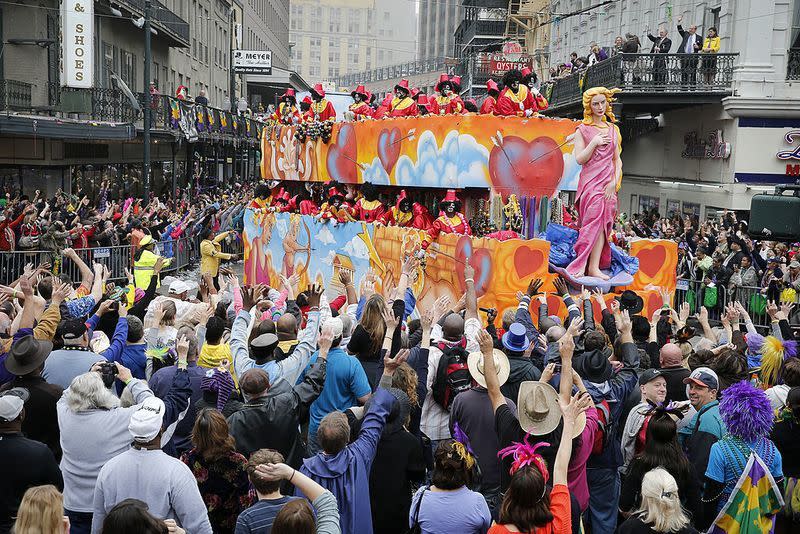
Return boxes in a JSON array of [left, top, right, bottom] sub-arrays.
[[0, 212, 24, 251], [350, 198, 386, 223], [310, 99, 336, 121], [348, 102, 373, 120], [480, 95, 497, 114], [428, 95, 464, 116], [495, 86, 548, 117], [422, 213, 471, 249], [389, 97, 419, 118]]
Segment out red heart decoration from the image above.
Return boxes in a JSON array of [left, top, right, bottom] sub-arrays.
[[454, 236, 492, 297], [513, 246, 545, 279], [637, 245, 667, 279], [377, 127, 402, 174], [325, 124, 358, 183], [488, 135, 564, 197]]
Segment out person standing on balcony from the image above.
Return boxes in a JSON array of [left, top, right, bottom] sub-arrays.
[[701, 27, 721, 85], [495, 69, 546, 117], [149, 82, 161, 110], [310, 84, 336, 122], [677, 15, 703, 87], [647, 27, 672, 87], [389, 80, 419, 117], [195, 89, 209, 106], [429, 74, 464, 115], [480, 79, 500, 114]]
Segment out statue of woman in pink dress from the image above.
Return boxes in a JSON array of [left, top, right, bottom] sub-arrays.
[[566, 87, 623, 280]]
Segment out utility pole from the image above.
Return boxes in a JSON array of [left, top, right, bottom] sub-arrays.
[[143, 0, 152, 201], [229, 5, 237, 113]]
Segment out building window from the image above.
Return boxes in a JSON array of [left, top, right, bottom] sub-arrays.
[[120, 49, 136, 87], [328, 66, 339, 78], [347, 10, 360, 34], [101, 42, 117, 89], [329, 7, 341, 33]]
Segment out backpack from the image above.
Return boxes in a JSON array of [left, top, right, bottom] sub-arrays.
[[591, 399, 614, 455], [432, 342, 472, 410]]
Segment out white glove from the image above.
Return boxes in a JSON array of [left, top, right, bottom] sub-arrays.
[[524, 109, 534, 118], [531, 86, 541, 96]]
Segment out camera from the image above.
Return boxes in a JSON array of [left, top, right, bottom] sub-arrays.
[[97, 362, 118, 388]]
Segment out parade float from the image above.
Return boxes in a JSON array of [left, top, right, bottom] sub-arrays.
[[244, 90, 678, 321]]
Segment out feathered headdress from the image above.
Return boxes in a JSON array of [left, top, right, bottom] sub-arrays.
[[761, 336, 799, 386], [719, 380, 774, 442], [643, 400, 688, 421], [451, 423, 476, 470], [497, 433, 550, 484]]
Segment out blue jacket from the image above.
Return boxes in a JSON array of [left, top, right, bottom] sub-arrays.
[[298, 387, 393, 534], [679, 400, 725, 477]]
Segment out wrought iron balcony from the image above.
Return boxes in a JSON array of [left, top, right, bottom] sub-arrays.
[[455, 18, 506, 48], [542, 53, 739, 115], [46, 86, 264, 144], [119, 0, 190, 47], [788, 48, 800, 80], [0, 79, 32, 110]]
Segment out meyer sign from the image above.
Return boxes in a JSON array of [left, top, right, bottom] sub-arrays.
[[233, 50, 272, 75], [489, 54, 535, 76], [61, 0, 94, 88]]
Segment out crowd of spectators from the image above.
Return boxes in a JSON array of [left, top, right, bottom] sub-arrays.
[[550, 15, 723, 86], [0, 182, 797, 534]]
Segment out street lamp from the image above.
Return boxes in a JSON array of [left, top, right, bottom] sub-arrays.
[[143, 0, 152, 201]]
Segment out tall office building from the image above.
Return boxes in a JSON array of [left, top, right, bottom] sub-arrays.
[[290, 0, 417, 82], [417, 0, 461, 59]]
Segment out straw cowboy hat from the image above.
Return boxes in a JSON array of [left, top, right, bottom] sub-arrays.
[[518, 381, 561, 436], [467, 349, 510, 389]]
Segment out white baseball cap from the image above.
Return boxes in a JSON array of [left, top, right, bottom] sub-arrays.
[[0, 388, 29, 422], [168, 280, 191, 295], [128, 397, 166, 442]]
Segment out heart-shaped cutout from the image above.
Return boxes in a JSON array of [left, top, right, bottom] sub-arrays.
[[326, 123, 358, 183], [637, 245, 667, 279], [513, 246, 546, 279], [488, 135, 565, 197], [377, 127, 402, 174]]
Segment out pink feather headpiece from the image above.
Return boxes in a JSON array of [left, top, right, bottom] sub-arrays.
[[497, 433, 550, 483]]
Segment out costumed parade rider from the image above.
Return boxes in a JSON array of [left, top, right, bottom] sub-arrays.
[[346, 85, 373, 121], [317, 186, 354, 224], [272, 89, 301, 124], [310, 83, 337, 122], [429, 74, 464, 115], [379, 190, 434, 230], [350, 182, 387, 223], [389, 79, 419, 117], [495, 68, 548, 117], [422, 189, 471, 250]]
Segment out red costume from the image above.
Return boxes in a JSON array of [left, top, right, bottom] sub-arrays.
[[422, 189, 471, 249], [350, 198, 386, 223], [389, 79, 419, 117], [288, 195, 318, 215], [480, 80, 500, 114], [428, 74, 464, 115], [372, 95, 392, 120], [318, 187, 354, 223], [348, 85, 373, 120], [310, 83, 337, 121], [495, 85, 548, 116], [378, 190, 433, 230], [272, 88, 301, 124], [272, 188, 292, 212]]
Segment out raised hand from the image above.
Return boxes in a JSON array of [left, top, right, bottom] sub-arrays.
[[318, 324, 334, 354], [553, 276, 569, 297], [540, 362, 557, 383], [382, 304, 401, 330], [306, 284, 323, 308], [477, 329, 493, 355], [526, 278, 543, 297], [384, 348, 409, 375], [566, 317, 584, 338]]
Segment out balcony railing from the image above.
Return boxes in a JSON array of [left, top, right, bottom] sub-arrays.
[[335, 56, 450, 88], [545, 53, 739, 110], [37, 85, 265, 143], [121, 0, 190, 45], [455, 18, 506, 48], [0, 79, 32, 110], [788, 48, 800, 80]]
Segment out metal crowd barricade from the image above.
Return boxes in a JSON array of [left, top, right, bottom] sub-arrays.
[[674, 278, 780, 333], [0, 236, 206, 285]]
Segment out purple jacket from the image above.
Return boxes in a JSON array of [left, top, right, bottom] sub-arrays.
[[297, 387, 393, 534]]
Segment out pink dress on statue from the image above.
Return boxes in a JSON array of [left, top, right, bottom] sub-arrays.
[[566, 122, 619, 278]]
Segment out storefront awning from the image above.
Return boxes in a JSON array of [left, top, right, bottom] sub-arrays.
[[0, 114, 136, 141]]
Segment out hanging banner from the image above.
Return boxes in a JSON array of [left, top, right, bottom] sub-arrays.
[[61, 0, 94, 88]]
